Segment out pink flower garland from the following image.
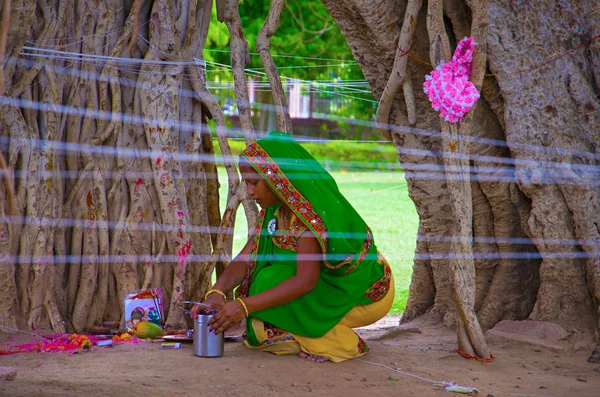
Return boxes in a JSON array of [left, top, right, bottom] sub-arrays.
[[423, 37, 480, 123], [0, 333, 139, 355]]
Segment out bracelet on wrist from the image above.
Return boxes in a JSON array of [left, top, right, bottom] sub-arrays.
[[204, 289, 227, 302], [236, 298, 249, 318]]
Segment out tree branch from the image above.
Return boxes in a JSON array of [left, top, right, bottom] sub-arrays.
[[375, 0, 422, 140], [257, 0, 293, 133], [127, 0, 142, 55], [425, 0, 490, 360], [187, 64, 249, 289], [0, 0, 11, 96], [220, 0, 256, 144]]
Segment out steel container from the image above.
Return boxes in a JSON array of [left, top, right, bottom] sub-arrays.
[[193, 314, 224, 357]]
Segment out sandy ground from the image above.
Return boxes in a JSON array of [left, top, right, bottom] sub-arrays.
[[1, 316, 599, 397]]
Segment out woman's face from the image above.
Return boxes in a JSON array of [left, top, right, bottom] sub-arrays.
[[240, 163, 280, 209]]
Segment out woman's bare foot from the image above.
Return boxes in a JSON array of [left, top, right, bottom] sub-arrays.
[[299, 352, 329, 363]]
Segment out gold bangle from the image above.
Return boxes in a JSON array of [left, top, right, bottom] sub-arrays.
[[205, 289, 227, 302], [236, 298, 249, 318]]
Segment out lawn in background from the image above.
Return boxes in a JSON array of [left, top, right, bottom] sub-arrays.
[[217, 168, 419, 315]]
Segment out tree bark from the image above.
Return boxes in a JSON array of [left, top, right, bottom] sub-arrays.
[[0, 0, 263, 332], [321, 0, 600, 350]]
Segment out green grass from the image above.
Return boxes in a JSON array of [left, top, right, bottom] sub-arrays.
[[214, 138, 400, 171], [217, 168, 419, 315], [332, 171, 418, 315]]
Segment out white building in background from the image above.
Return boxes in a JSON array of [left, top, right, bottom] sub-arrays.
[[287, 79, 311, 119]]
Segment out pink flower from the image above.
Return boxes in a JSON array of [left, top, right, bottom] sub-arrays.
[[161, 173, 169, 185], [177, 211, 184, 218], [423, 37, 480, 123], [177, 239, 192, 264]]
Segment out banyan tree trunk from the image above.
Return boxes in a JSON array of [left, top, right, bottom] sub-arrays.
[[321, 0, 600, 356], [0, 0, 267, 332]]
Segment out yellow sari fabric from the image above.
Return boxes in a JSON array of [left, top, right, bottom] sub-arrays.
[[244, 261, 394, 363]]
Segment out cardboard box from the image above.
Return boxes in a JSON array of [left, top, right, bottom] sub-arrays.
[[124, 289, 163, 330]]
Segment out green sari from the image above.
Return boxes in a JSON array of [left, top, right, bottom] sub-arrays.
[[238, 132, 391, 345]]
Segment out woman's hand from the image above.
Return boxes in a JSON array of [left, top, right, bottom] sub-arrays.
[[189, 294, 225, 318], [208, 300, 247, 335], [188, 236, 254, 319]]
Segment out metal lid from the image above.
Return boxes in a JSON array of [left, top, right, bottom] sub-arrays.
[[194, 313, 215, 325]]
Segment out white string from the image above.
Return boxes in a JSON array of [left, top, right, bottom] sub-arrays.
[[23, 17, 156, 49], [204, 47, 360, 63], [207, 81, 372, 93], [8, 45, 600, 175], [2, 213, 598, 248], [2, 251, 599, 265], [310, 110, 600, 162], [247, 63, 359, 70], [420, 235, 600, 247], [21, 45, 205, 67], [22, 43, 371, 90], [347, 183, 408, 198], [413, 251, 600, 260], [205, 59, 378, 101], [210, 79, 371, 86], [1, 130, 599, 187], [357, 359, 456, 388], [8, 52, 597, 164], [2, 133, 599, 185], [14, 50, 375, 101], [510, 394, 556, 397], [0, 324, 50, 340], [292, 138, 389, 143]]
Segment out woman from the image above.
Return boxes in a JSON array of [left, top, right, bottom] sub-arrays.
[[191, 131, 394, 363]]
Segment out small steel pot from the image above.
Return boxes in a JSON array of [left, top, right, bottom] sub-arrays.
[[193, 314, 224, 357]]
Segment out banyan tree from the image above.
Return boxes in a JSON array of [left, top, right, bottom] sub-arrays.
[[0, 0, 598, 361]]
